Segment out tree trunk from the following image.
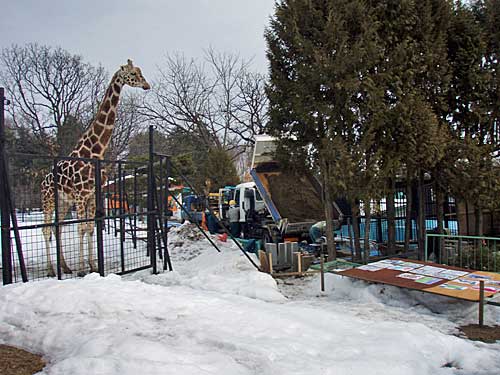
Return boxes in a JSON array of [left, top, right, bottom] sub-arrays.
[[321, 158, 336, 261], [352, 200, 362, 263], [386, 177, 396, 255], [436, 184, 445, 263], [404, 175, 412, 253], [475, 206, 484, 236], [417, 170, 426, 260], [363, 200, 372, 264]]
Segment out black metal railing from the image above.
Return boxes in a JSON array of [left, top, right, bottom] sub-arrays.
[[0, 94, 175, 285]]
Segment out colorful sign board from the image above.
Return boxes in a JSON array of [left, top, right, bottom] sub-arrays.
[[337, 259, 500, 302]]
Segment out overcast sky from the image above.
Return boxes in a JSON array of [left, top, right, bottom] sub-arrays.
[[1, 0, 275, 77]]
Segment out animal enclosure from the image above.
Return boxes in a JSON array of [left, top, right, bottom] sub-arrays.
[[0, 133, 173, 285]]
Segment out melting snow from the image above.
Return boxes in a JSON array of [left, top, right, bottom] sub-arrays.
[[1, 223, 499, 374]]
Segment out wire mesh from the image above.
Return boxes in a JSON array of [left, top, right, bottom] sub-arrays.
[[2, 153, 161, 284]]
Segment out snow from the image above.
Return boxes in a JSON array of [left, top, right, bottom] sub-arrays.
[[2, 212, 150, 281], [1, 223, 500, 374]]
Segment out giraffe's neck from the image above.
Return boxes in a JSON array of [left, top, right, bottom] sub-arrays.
[[71, 73, 123, 159]]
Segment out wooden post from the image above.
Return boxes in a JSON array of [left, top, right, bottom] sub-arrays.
[[297, 252, 302, 273], [258, 250, 269, 273], [479, 280, 485, 327], [320, 253, 325, 292], [268, 252, 273, 274]]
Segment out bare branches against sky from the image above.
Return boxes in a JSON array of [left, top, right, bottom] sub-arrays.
[[0, 0, 274, 75]]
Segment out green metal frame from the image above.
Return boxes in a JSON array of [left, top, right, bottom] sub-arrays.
[[425, 233, 500, 272]]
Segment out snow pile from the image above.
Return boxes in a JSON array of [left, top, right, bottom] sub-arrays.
[[131, 223, 286, 303], [1, 222, 500, 374]]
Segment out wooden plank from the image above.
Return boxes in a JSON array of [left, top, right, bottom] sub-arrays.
[[336, 258, 500, 303], [258, 250, 269, 273]]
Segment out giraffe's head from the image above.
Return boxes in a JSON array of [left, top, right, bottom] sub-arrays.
[[118, 59, 151, 90]]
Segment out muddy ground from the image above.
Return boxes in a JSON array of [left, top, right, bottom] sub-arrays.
[[0, 345, 45, 375], [458, 325, 500, 343]]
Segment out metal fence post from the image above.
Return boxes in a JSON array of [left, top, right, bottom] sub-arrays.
[[0, 87, 13, 285], [52, 160, 62, 280], [118, 162, 125, 273], [95, 160, 105, 276], [106, 174, 111, 234], [156, 157, 164, 260], [320, 251, 325, 292], [113, 171, 118, 237], [479, 280, 485, 327], [133, 167, 138, 249], [164, 156, 172, 271], [147, 125, 157, 274]]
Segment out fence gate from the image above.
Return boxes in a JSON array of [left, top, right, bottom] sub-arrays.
[[0, 93, 172, 284]]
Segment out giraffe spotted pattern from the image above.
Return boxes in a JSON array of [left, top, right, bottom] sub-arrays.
[[40, 59, 150, 277]]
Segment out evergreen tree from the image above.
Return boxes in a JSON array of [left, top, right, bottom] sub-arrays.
[[202, 148, 240, 191], [128, 130, 239, 193], [266, 0, 380, 259], [370, 0, 451, 255], [445, 1, 500, 235]]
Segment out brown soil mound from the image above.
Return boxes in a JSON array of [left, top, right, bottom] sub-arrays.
[[458, 324, 500, 343], [175, 223, 205, 241], [266, 173, 323, 222], [0, 345, 45, 375]]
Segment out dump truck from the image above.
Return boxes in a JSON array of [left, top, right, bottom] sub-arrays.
[[234, 135, 343, 243]]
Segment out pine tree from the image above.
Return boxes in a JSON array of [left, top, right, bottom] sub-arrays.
[[266, 0, 380, 259], [445, 1, 500, 235], [366, 0, 451, 256]]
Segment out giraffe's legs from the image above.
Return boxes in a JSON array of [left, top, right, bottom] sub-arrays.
[[42, 209, 56, 277], [42, 209, 71, 274], [57, 195, 73, 274], [57, 224, 72, 274], [76, 202, 87, 277], [76, 196, 97, 276], [86, 196, 98, 273]]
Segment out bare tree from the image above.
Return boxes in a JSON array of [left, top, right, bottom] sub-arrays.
[[138, 53, 214, 148], [140, 49, 268, 154], [230, 70, 268, 143], [0, 43, 107, 154], [108, 92, 145, 160]]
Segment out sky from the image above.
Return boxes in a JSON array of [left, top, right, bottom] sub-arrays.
[[0, 0, 275, 76]]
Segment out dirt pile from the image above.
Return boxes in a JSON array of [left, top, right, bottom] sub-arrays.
[[172, 223, 206, 242], [0, 345, 45, 375], [267, 173, 324, 222], [458, 324, 500, 343]]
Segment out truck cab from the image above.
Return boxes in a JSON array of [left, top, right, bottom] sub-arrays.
[[233, 182, 266, 223]]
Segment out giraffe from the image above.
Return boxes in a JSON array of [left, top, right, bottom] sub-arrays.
[[41, 59, 150, 277]]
